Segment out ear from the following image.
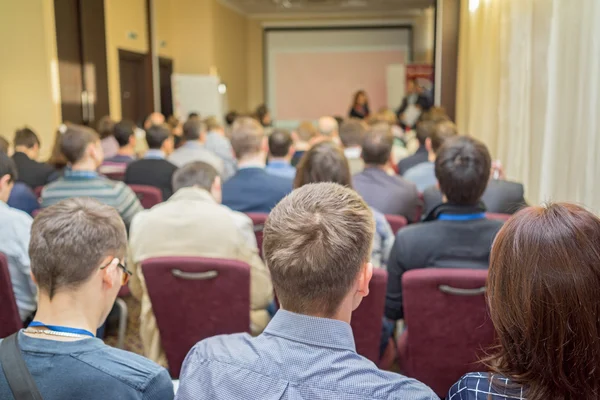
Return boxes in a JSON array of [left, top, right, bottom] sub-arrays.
[[130, 135, 136, 146], [357, 262, 373, 297], [261, 136, 268, 153], [0, 174, 11, 188], [425, 137, 432, 152], [212, 176, 222, 193], [100, 257, 118, 290], [30, 272, 37, 285], [288, 144, 295, 157]]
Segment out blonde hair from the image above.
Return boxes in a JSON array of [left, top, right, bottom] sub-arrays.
[[230, 117, 264, 159]]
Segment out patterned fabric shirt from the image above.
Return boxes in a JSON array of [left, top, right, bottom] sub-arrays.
[[176, 310, 438, 400], [448, 372, 526, 400], [372, 207, 394, 269], [40, 170, 143, 228]]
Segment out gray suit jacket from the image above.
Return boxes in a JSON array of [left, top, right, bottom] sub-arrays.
[[422, 179, 527, 216], [167, 141, 224, 175]]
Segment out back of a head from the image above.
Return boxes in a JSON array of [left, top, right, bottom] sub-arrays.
[[96, 116, 115, 140], [294, 142, 352, 189], [487, 203, 600, 399], [361, 126, 393, 166], [263, 182, 374, 316], [172, 161, 218, 193], [435, 136, 491, 206], [112, 120, 136, 147], [0, 137, 9, 155], [339, 119, 366, 148], [182, 119, 205, 141], [225, 111, 238, 126], [230, 117, 264, 159], [415, 120, 437, 146], [419, 107, 449, 123], [430, 120, 458, 152], [295, 121, 318, 143], [204, 116, 221, 132], [0, 152, 18, 182], [30, 198, 127, 299], [14, 127, 40, 149], [318, 116, 338, 137], [268, 129, 292, 157], [187, 112, 200, 121], [60, 124, 100, 164], [145, 124, 170, 149]]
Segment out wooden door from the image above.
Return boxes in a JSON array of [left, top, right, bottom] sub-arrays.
[[119, 50, 148, 124], [159, 58, 174, 119]]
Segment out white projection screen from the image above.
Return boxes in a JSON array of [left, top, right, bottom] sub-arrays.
[[265, 27, 411, 128]]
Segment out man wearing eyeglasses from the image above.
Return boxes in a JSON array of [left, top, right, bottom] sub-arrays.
[[0, 198, 173, 400]]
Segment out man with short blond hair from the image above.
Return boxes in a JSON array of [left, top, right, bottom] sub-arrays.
[[222, 117, 292, 213], [176, 183, 437, 400]]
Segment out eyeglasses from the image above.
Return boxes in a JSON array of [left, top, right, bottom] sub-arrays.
[[100, 258, 132, 286]]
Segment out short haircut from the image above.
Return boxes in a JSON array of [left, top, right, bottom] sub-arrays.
[[431, 120, 458, 152], [487, 203, 600, 398], [230, 117, 264, 159], [415, 120, 436, 146], [263, 182, 374, 316], [30, 198, 127, 298], [361, 126, 394, 165], [225, 111, 238, 126], [204, 116, 221, 131], [187, 112, 200, 120], [60, 125, 100, 164], [0, 152, 18, 182], [339, 119, 366, 148], [294, 142, 352, 189], [268, 129, 292, 157], [182, 119, 205, 141], [14, 127, 40, 149], [145, 124, 170, 149], [96, 116, 115, 140], [419, 107, 449, 123], [318, 116, 338, 136], [0, 137, 9, 154], [172, 161, 218, 193], [435, 136, 491, 205], [295, 121, 318, 142], [112, 120, 136, 147]]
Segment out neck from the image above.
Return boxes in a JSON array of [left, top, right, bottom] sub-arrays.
[[117, 146, 134, 156], [33, 291, 101, 335], [428, 152, 436, 162], [71, 159, 97, 171], [238, 153, 265, 168], [365, 163, 387, 171]]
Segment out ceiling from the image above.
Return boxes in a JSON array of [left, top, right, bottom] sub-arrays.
[[221, 0, 435, 15]]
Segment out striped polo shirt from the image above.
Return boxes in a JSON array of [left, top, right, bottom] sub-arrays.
[[41, 170, 143, 228]]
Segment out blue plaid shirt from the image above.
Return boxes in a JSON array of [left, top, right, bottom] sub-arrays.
[[176, 310, 437, 400], [448, 373, 525, 400]]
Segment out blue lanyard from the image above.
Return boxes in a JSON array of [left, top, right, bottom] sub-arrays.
[[438, 212, 487, 221], [28, 321, 96, 338]]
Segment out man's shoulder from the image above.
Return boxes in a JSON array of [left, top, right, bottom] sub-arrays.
[[188, 333, 254, 364], [0, 204, 33, 225]]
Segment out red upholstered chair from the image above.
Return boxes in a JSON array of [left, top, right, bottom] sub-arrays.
[[385, 215, 408, 235], [0, 253, 23, 337], [31, 209, 41, 218], [485, 212, 511, 222], [128, 184, 163, 209], [397, 268, 494, 397], [350, 268, 395, 368], [246, 213, 268, 258], [142, 256, 251, 378]]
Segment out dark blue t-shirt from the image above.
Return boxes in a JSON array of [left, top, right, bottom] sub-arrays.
[[0, 331, 174, 400]]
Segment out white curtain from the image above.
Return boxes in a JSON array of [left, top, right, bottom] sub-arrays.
[[456, 0, 600, 212]]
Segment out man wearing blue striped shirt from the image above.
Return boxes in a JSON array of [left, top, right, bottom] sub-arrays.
[[41, 125, 143, 228], [176, 182, 437, 400]]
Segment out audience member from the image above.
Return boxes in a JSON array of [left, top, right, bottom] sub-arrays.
[[398, 120, 435, 176], [129, 161, 273, 366], [12, 127, 56, 188], [317, 116, 340, 143], [449, 203, 600, 399], [353, 126, 420, 221], [396, 79, 432, 129], [167, 119, 224, 175], [225, 111, 238, 127], [255, 104, 271, 127], [176, 183, 436, 400], [385, 136, 504, 321], [187, 112, 200, 121], [125, 124, 177, 200], [222, 117, 292, 213], [290, 121, 318, 166], [295, 141, 393, 268], [97, 116, 119, 159], [204, 116, 236, 180], [0, 137, 39, 216], [404, 120, 458, 191], [0, 198, 173, 399], [349, 89, 370, 119], [144, 112, 166, 130], [99, 120, 137, 176], [265, 129, 296, 180], [339, 119, 367, 175], [0, 152, 36, 322], [40, 125, 143, 228], [46, 125, 68, 171], [167, 116, 184, 149]]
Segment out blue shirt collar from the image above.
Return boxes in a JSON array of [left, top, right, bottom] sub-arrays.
[[267, 160, 292, 169], [144, 149, 165, 159], [64, 170, 99, 180], [264, 310, 356, 352], [182, 141, 203, 149]]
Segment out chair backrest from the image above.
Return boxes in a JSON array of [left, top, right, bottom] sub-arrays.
[[350, 268, 388, 364], [34, 186, 44, 200], [385, 214, 408, 235], [142, 256, 251, 378], [402, 268, 495, 397], [128, 184, 163, 209], [0, 253, 24, 337], [102, 171, 126, 181], [485, 212, 511, 222], [246, 212, 268, 258]]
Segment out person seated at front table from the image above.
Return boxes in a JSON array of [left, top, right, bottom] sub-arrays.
[[0, 198, 173, 399], [385, 136, 504, 322], [449, 202, 600, 399], [222, 117, 292, 213], [175, 182, 437, 400]]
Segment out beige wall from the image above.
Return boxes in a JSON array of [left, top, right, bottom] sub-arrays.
[[104, 0, 148, 120], [0, 0, 61, 159]]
